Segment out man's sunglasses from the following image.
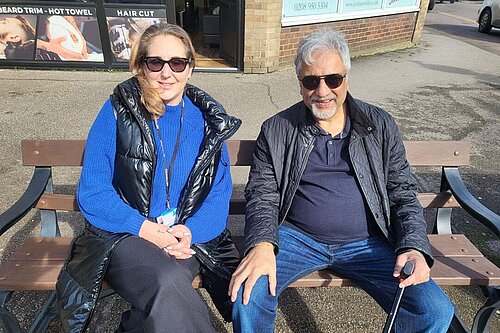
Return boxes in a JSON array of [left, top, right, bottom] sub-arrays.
[[144, 56, 192, 73], [298, 73, 347, 90]]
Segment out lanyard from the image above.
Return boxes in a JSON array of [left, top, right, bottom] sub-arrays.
[[153, 98, 185, 210]]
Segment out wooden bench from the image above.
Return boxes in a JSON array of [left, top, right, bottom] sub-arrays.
[[0, 140, 499, 333]]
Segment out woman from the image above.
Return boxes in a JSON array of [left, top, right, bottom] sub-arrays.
[[56, 23, 241, 333]]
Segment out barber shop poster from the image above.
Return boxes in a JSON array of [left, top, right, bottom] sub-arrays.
[[105, 7, 167, 62], [0, 5, 103, 62], [0, 13, 38, 60]]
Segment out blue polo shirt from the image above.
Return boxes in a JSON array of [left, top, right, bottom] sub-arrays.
[[283, 116, 376, 245]]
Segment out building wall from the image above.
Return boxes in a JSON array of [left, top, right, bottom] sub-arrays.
[[244, 0, 428, 73], [244, 0, 283, 73], [414, 0, 432, 43], [279, 13, 417, 69]]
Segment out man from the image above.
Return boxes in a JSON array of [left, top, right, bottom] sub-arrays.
[[228, 29, 454, 332]]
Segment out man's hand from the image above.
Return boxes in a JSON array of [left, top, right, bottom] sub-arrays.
[[393, 249, 430, 288], [228, 242, 276, 305], [37, 36, 67, 52]]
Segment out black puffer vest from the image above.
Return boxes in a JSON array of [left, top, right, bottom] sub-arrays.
[[111, 77, 241, 221], [56, 77, 241, 332]]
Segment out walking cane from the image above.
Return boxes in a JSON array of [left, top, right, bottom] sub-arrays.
[[382, 261, 415, 333]]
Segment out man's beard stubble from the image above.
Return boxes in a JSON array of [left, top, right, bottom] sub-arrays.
[[311, 103, 337, 120]]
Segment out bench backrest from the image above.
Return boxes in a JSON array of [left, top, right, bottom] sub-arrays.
[[22, 139, 471, 215], [22, 140, 471, 167]]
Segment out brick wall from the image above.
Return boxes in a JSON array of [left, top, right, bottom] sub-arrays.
[[244, 1, 424, 73], [244, 0, 282, 73], [279, 13, 417, 69]]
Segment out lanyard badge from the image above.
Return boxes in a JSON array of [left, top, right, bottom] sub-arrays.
[[157, 207, 177, 227], [153, 98, 185, 226]]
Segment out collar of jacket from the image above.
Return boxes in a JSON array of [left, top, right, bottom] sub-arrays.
[[297, 92, 376, 138], [113, 76, 157, 155], [114, 78, 241, 139], [184, 83, 241, 139]]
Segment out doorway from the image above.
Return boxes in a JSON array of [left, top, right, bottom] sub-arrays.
[[169, 0, 243, 70]]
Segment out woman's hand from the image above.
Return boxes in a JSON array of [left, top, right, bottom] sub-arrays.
[[139, 219, 179, 249], [138, 220, 195, 259], [164, 224, 195, 259]]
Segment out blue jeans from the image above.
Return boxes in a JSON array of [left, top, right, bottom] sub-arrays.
[[232, 227, 454, 333]]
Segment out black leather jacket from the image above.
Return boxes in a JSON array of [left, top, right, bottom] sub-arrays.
[[244, 93, 433, 265], [56, 78, 241, 332]]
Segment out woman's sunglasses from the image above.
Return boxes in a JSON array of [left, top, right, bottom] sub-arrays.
[[144, 56, 192, 73], [298, 73, 347, 90]]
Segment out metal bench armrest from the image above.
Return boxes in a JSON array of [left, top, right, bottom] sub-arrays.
[[0, 167, 51, 236], [443, 167, 500, 238]]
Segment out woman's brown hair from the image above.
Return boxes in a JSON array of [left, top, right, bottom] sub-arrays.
[[129, 23, 196, 117]]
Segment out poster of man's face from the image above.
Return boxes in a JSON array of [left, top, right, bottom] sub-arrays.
[[106, 17, 167, 61], [0, 14, 38, 60]]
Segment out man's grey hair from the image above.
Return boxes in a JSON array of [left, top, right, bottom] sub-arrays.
[[294, 29, 351, 75]]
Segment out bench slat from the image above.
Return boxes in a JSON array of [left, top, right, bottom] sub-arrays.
[[35, 192, 461, 212], [23, 140, 86, 166], [9, 237, 73, 261], [36, 194, 79, 212], [2, 254, 498, 291], [227, 140, 256, 166], [430, 257, 500, 285], [2, 235, 498, 291], [34, 195, 252, 213], [417, 192, 458, 209], [22, 140, 256, 167], [12, 235, 482, 262], [428, 234, 484, 257], [22, 140, 470, 167], [289, 270, 356, 287], [403, 141, 470, 166], [0, 259, 202, 290], [0, 261, 65, 290]]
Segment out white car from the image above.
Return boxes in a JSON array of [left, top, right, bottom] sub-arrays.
[[478, 0, 500, 33]]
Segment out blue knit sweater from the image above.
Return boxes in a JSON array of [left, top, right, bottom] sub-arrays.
[[77, 96, 232, 244]]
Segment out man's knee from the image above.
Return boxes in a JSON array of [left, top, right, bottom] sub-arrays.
[[233, 275, 277, 310], [428, 292, 455, 323], [407, 283, 455, 329], [232, 276, 278, 333]]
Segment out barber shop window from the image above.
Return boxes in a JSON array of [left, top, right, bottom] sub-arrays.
[[33, 0, 96, 2], [104, 0, 165, 3]]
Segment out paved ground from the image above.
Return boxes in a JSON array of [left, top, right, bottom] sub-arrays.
[[0, 29, 499, 332]]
